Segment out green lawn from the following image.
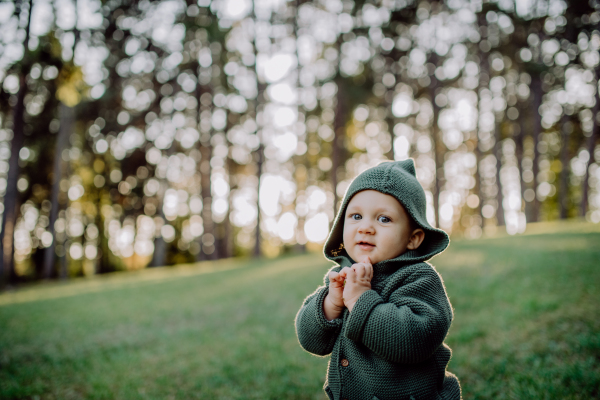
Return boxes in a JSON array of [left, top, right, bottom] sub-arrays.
[[1, 221, 599, 399]]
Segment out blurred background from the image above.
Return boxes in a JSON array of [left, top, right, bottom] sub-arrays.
[[2, 1, 600, 398], [0, 0, 599, 284]]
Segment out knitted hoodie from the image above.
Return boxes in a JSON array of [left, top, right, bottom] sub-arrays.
[[295, 159, 461, 400]]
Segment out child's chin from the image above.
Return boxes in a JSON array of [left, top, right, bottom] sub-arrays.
[[354, 252, 380, 264]]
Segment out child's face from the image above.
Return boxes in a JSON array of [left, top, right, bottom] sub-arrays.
[[342, 190, 422, 265]]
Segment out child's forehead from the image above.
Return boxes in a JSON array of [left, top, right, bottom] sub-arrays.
[[346, 190, 405, 212]]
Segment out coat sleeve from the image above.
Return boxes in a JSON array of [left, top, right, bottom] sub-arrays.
[[343, 265, 453, 364], [295, 270, 343, 356]]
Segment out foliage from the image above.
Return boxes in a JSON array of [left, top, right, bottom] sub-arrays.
[[0, 0, 599, 283]]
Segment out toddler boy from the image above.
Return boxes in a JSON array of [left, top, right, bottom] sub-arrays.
[[295, 159, 461, 400]]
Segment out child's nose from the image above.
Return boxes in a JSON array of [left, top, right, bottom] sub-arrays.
[[358, 220, 375, 234]]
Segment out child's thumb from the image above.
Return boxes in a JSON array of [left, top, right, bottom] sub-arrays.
[[361, 256, 371, 265]]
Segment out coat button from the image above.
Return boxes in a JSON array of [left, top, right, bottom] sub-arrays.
[[341, 358, 349, 367]]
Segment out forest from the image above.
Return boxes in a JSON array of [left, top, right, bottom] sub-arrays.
[[0, 0, 599, 284]]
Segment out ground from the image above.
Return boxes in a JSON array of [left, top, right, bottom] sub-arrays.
[[0, 220, 599, 399]]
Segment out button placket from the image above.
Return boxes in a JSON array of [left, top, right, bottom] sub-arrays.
[[339, 356, 349, 400]]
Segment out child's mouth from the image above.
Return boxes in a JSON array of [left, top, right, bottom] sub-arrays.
[[357, 242, 375, 250]]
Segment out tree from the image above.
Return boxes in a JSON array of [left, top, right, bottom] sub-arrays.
[[44, 0, 84, 279], [0, 0, 32, 285]]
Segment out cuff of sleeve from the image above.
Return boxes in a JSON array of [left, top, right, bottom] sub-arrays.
[[315, 286, 343, 330], [344, 290, 383, 342]]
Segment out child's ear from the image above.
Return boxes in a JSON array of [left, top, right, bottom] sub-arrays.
[[406, 228, 425, 250]]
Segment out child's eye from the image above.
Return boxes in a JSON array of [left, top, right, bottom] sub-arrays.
[[378, 215, 391, 223], [350, 213, 362, 220]]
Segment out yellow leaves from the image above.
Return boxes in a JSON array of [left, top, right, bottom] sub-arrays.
[[78, 166, 94, 186], [551, 159, 563, 173], [93, 159, 105, 174], [83, 201, 98, 218], [56, 63, 87, 107], [295, 164, 307, 183], [48, 33, 63, 59]]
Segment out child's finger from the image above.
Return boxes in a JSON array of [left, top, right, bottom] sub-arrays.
[[354, 264, 366, 278], [367, 263, 373, 280], [328, 271, 341, 283], [361, 256, 372, 265], [340, 267, 352, 277], [344, 266, 356, 281], [365, 267, 371, 280]]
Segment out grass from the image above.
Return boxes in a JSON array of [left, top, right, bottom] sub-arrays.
[[0, 220, 599, 399]]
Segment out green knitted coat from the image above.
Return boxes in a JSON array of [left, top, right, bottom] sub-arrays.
[[295, 159, 461, 400]]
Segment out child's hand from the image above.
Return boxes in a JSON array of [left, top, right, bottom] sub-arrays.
[[323, 270, 346, 320], [327, 270, 346, 308], [341, 256, 373, 313]]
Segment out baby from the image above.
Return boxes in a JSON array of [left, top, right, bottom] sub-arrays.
[[295, 159, 461, 400]]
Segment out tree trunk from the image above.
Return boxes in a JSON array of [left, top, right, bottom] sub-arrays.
[[0, 0, 32, 286], [514, 120, 526, 214], [494, 119, 505, 226], [95, 192, 109, 274], [224, 205, 233, 258], [194, 63, 216, 261], [150, 198, 167, 267], [385, 59, 397, 161], [559, 114, 570, 219], [43, 103, 73, 278], [386, 114, 395, 161], [252, 1, 266, 258], [218, 144, 235, 260], [474, 139, 483, 226], [194, 65, 213, 261], [253, 143, 263, 258], [293, 0, 306, 253], [530, 73, 543, 222], [150, 132, 169, 268], [252, 83, 265, 258], [429, 73, 442, 228], [580, 130, 598, 218], [580, 74, 600, 217], [0, 74, 26, 285], [331, 76, 345, 215], [199, 143, 215, 260], [45, 0, 80, 278], [151, 237, 167, 267], [475, 33, 489, 228]]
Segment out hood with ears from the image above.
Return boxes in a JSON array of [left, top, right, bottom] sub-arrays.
[[323, 159, 450, 270]]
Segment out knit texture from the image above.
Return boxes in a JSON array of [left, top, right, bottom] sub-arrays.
[[295, 159, 461, 400]]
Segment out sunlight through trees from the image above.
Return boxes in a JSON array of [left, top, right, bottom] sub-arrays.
[[0, 0, 599, 283]]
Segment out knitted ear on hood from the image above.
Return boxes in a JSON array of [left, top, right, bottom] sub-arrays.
[[323, 159, 450, 267]]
